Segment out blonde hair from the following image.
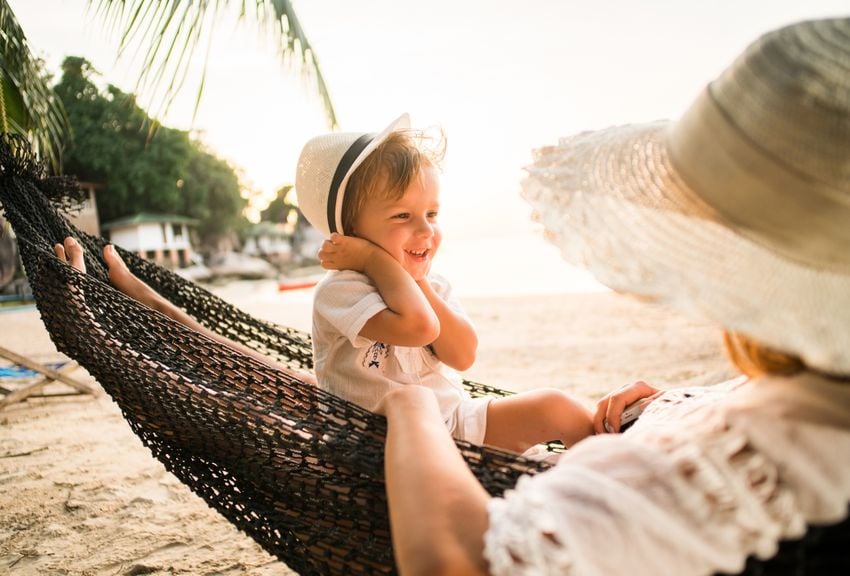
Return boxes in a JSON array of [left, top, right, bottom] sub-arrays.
[[723, 330, 805, 378], [342, 129, 446, 235]]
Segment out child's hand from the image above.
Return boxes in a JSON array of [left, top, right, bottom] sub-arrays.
[[593, 380, 661, 434], [318, 233, 382, 273]]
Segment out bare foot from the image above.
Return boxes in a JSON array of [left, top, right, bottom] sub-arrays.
[[54, 237, 317, 384], [54, 238, 162, 313], [103, 244, 164, 312], [54, 237, 86, 273]]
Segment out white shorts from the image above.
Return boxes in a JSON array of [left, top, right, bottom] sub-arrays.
[[449, 396, 493, 444]]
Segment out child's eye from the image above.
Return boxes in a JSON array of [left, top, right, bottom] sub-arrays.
[[427, 211, 439, 220], [392, 213, 410, 220]]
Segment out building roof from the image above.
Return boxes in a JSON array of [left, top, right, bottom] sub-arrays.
[[101, 212, 198, 231]]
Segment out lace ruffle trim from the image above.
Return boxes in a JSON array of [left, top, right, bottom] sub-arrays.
[[485, 404, 846, 575]]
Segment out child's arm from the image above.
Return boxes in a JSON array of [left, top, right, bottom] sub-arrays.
[[319, 234, 439, 347], [417, 279, 477, 371]]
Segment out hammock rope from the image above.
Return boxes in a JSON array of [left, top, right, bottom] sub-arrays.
[[0, 134, 551, 575], [1, 133, 846, 575]]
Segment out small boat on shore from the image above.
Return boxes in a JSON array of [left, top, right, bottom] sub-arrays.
[[277, 277, 320, 292], [277, 267, 324, 292]]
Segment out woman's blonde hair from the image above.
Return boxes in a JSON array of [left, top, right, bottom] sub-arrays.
[[723, 330, 806, 378], [342, 129, 446, 235]]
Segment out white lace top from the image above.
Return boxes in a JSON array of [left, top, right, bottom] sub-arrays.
[[484, 374, 850, 576]]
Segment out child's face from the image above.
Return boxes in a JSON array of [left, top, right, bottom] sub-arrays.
[[352, 165, 442, 281]]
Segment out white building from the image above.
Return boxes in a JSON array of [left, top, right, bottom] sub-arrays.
[[62, 181, 102, 237], [102, 213, 197, 268], [242, 221, 293, 265]]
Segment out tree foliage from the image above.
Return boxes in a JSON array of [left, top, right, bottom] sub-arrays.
[[0, 0, 335, 175], [54, 56, 246, 243], [0, 0, 69, 171], [89, 0, 337, 128], [260, 184, 295, 224], [183, 142, 247, 240]]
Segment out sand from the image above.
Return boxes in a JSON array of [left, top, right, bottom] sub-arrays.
[[0, 284, 737, 575]]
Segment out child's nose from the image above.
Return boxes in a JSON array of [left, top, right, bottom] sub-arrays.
[[414, 218, 434, 237]]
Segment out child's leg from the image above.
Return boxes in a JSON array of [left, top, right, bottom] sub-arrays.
[[482, 389, 594, 453]]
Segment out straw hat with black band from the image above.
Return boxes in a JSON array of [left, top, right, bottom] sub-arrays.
[[522, 18, 850, 375], [295, 114, 410, 238]]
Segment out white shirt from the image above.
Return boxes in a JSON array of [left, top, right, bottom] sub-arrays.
[[484, 374, 850, 576], [312, 270, 468, 427]]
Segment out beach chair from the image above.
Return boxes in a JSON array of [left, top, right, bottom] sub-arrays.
[[0, 132, 846, 575], [0, 344, 95, 409]]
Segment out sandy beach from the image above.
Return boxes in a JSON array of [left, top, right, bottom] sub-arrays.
[[1, 282, 737, 575]]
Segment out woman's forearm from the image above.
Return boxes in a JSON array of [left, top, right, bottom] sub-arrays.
[[382, 387, 490, 575]]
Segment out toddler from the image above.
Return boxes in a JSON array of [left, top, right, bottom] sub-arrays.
[[295, 114, 593, 452]]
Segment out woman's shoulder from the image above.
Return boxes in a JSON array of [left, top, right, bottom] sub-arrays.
[[725, 372, 850, 429], [628, 372, 850, 432]]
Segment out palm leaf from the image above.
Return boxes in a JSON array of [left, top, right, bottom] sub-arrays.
[[0, 0, 70, 172], [90, 0, 338, 129]]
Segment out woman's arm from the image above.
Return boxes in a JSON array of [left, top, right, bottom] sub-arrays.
[[318, 234, 439, 346], [593, 380, 661, 433], [379, 386, 491, 576], [417, 279, 477, 371]]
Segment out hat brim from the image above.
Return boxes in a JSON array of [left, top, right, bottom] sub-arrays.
[[331, 113, 411, 235], [522, 121, 850, 374]]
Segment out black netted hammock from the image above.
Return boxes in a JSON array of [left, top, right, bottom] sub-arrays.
[[0, 134, 847, 576]]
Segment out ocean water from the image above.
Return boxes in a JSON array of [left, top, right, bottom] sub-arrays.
[[434, 232, 606, 298], [215, 230, 604, 327]]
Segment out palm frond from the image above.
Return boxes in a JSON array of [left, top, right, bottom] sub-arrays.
[[267, 0, 337, 128], [90, 0, 337, 129], [0, 0, 70, 172]]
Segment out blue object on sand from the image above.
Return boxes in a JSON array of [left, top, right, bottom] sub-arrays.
[[0, 361, 67, 379]]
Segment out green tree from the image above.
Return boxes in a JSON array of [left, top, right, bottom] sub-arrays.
[[183, 143, 248, 243], [260, 184, 295, 224], [54, 56, 247, 245], [0, 0, 336, 171], [54, 57, 194, 223], [0, 1, 68, 170]]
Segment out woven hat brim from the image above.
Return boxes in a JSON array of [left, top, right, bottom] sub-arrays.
[[294, 114, 411, 238], [332, 113, 410, 235], [522, 121, 850, 374]]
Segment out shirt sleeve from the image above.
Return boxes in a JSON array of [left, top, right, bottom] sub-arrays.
[[313, 271, 387, 347], [429, 272, 468, 318], [484, 403, 850, 576]]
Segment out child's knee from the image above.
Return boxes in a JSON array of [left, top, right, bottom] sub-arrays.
[[537, 388, 590, 418], [536, 389, 593, 442]]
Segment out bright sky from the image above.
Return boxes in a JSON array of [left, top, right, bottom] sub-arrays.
[[9, 0, 848, 294]]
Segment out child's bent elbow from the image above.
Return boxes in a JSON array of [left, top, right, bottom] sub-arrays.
[[416, 314, 441, 345], [401, 311, 440, 347], [453, 353, 476, 372]]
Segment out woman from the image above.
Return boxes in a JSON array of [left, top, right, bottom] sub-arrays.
[[377, 17, 850, 575]]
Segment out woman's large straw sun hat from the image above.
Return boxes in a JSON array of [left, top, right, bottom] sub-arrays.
[[522, 18, 850, 374], [295, 114, 410, 237]]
